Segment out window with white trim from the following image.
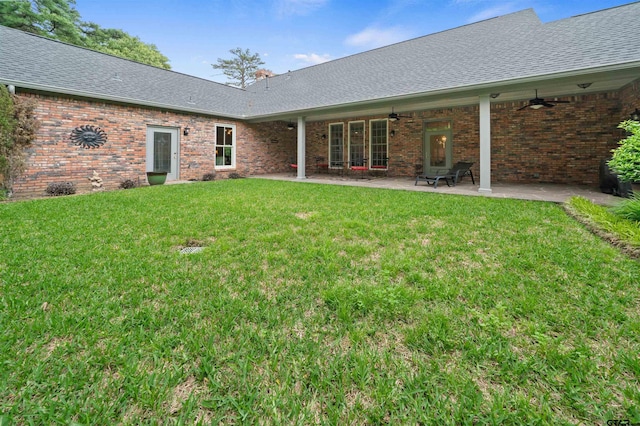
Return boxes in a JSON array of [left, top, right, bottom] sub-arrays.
[[369, 119, 388, 168], [328, 123, 344, 168], [215, 124, 235, 169], [349, 121, 365, 167]]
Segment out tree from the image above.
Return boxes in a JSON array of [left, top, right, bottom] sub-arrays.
[[0, 0, 84, 45], [82, 25, 170, 69], [609, 120, 640, 183], [0, 0, 171, 69], [212, 48, 265, 89]]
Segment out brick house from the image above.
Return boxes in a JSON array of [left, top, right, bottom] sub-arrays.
[[1, 3, 639, 197]]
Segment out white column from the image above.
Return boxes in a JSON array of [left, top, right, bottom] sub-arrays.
[[296, 116, 306, 179], [478, 95, 492, 194]]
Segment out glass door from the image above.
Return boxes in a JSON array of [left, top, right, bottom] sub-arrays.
[[423, 121, 452, 175], [146, 126, 179, 180], [349, 121, 365, 167]]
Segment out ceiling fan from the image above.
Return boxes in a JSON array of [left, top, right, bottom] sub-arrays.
[[388, 107, 411, 121], [517, 89, 570, 111]]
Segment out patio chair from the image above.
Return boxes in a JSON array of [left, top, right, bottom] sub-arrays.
[[415, 161, 475, 188], [370, 157, 389, 176], [315, 156, 329, 173], [350, 157, 368, 179]]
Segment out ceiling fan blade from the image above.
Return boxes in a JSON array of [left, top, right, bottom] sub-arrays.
[[542, 101, 555, 108], [549, 100, 570, 104], [517, 104, 530, 111]]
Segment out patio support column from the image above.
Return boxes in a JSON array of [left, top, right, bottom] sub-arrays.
[[296, 116, 306, 179], [478, 94, 492, 194]]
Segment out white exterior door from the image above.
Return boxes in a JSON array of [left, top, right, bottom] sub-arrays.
[[146, 127, 179, 181]]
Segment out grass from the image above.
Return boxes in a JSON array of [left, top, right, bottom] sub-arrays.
[[1, 179, 639, 424], [567, 196, 640, 255]]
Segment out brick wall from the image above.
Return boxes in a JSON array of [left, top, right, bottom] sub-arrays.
[[620, 79, 640, 119], [12, 82, 637, 197], [12, 92, 269, 197], [301, 90, 626, 184]]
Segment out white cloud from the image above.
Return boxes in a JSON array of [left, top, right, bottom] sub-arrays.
[[293, 53, 331, 65], [275, 0, 328, 17], [466, 3, 520, 22], [345, 26, 412, 50]]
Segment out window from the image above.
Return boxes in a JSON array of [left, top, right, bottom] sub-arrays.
[[215, 124, 235, 168], [369, 119, 388, 168], [328, 123, 344, 168], [153, 131, 172, 172], [349, 121, 365, 166]]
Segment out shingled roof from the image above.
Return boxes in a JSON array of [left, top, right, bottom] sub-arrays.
[[0, 25, 250, 118], [1, 2, 639, 120]]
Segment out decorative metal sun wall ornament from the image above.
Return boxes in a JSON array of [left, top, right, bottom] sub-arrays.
[[70, 125, 107, 149]]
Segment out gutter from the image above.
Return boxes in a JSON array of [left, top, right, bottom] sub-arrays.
[[4, 60, 640, 123]]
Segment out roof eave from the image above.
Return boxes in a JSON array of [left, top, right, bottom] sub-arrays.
[[246, 60, 640, 122], [0, 79, 248, 120]]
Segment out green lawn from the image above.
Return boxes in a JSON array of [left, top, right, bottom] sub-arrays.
[[1, 179, 639, 425]]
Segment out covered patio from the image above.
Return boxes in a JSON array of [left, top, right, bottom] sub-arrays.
[[251, 173, 622, 205]]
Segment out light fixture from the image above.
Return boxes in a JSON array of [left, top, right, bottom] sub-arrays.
[[390, 130, 396, 137], [577, 83, 592, 89], [631, 108, 640, 121], [183, 127, 190, 136], [287, 122, 295, 130], [530, 104, 544, 110], [490, 93, 500, 99]]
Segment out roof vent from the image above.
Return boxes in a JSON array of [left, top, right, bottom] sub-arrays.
[[111, 73, 122, 82]]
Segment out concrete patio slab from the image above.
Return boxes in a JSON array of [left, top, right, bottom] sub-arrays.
[[250, 173, 622, 205]]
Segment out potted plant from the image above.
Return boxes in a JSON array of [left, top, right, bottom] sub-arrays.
[[146, 170, 168, 185]]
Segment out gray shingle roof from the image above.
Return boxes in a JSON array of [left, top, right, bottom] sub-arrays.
[[0, 25, 250, 117], [1, 2, 639, 119], [245, 2, 640, 117]]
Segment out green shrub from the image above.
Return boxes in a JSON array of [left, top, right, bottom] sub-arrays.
[[609, 120, 640, 183], [202, 172, 216, 181], [612, 193, 640, 222]]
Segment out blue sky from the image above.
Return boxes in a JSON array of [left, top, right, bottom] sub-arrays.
[[75, 0, 632, 84]]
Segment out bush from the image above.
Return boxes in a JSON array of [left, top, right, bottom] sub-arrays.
[[45, 182, 77, 196], [119, 179, 138, 189], [228, 172, 242, 179], [612, 192, 640, 222], [0, 86, 39, 193], [202, 172, 216, 181], [609, 120, 640, 183]]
